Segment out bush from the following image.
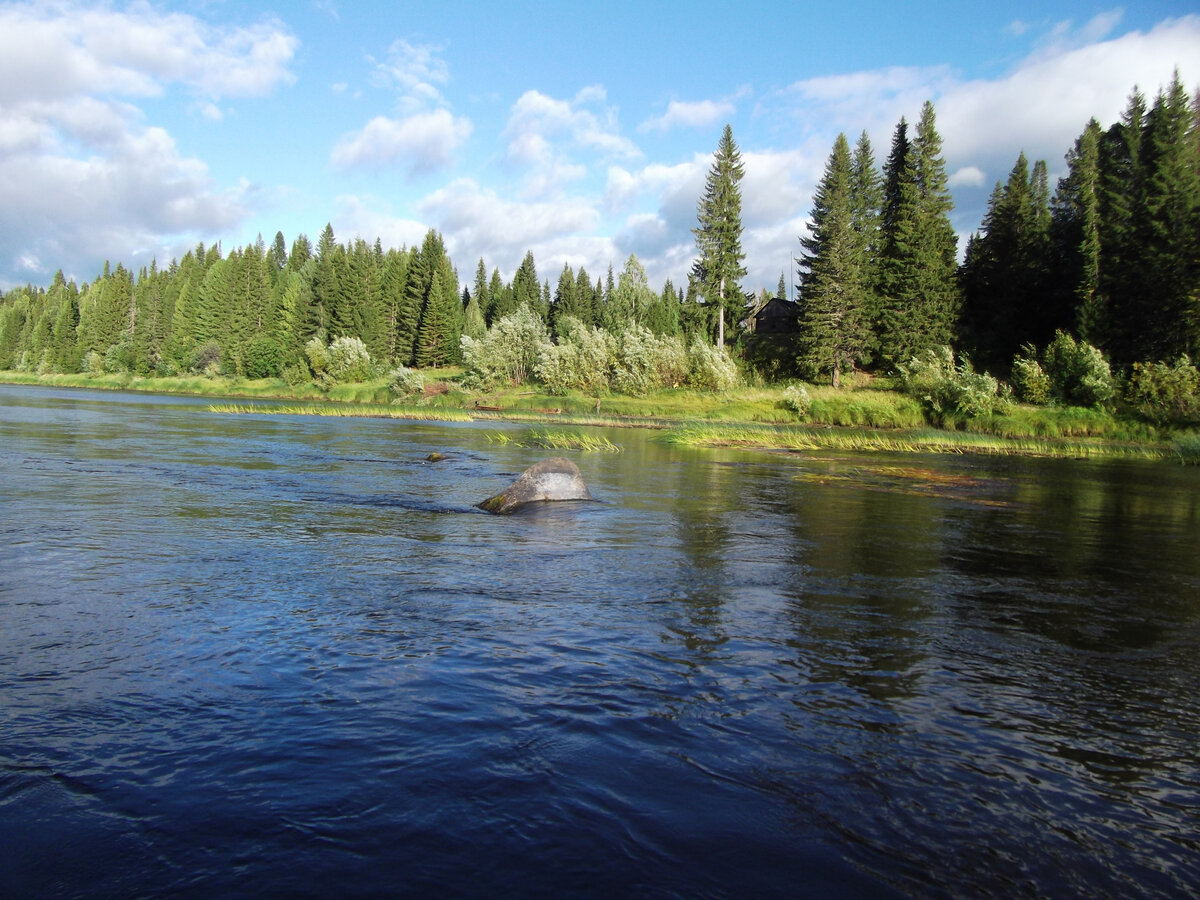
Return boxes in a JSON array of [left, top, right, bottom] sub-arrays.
[[243, 335, 283, 379], [1043, 331, 1115, 408], [783, 384, 812, 419], [898, 347, 1010, 421], [326, 336, 372, 382], [387, 365, 425, 399], [460, 304, 553, 389], [191, 340, 224, 376], [1126, 356, 1200, 425], [83, 350, 105, 375], [1010, 344, 1051, 405], [686, 339, 740, 392], [103, 341, 136, 373]]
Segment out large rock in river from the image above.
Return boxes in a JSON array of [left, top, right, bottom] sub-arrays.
[[478, 457, 593, 514]]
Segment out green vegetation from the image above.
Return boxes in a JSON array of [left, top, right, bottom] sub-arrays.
[[486, 429, 621, 453], [2, 77, 1197, 468]]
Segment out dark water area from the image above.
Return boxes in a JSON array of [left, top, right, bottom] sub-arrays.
[[1, 384, 1198, 898]]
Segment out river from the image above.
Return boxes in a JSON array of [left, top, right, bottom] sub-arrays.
[[1, 384, 1198, 898]]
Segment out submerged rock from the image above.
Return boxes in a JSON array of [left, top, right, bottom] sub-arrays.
[[478, 457, 593, 514]]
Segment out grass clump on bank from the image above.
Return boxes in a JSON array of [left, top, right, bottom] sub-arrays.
[[661, 422, 1175, 462], [486, 429, 620, 452]]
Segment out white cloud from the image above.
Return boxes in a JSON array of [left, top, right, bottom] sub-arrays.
[[0, 2, 297, 285], [369, 39, 450, 113], [331, 110, 472, 174], [503, 86, 641, 196], [639, 98, 736, 133], [0, 3, 297, 105], [948, 166, 987, 188], [332, 195, 429, 251]]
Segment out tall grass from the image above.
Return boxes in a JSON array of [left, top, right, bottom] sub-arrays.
[[486, 428, 620, 452], [661, 423, 1174, 461]]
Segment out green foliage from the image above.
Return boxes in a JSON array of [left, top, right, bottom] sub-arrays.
[[691, 124, 747, 344], [243, 335, 283, 379], [898, 346, 1010, 421], [1042, 331, 1115, 408], [1126, 356, 1200, 425], [191, 340, 225, 375], [1010, 344, 1052, 405], [535, 317, 618, 396], [459, 304, 552, 389], [304, 335, 329, 378], [325, 335, 373, 383], [686, 339, 740, 392]]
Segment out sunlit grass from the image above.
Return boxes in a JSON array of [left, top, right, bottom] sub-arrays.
[[486, 428, 620, 452], [660, 423, 1175, 461]]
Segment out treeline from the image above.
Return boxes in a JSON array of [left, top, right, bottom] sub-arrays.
[[1, 75, 1197, 391], [795, 72, 1200, 385], [0, 224, 706, 382]]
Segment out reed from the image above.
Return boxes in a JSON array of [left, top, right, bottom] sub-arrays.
[[661, 423, 1174, 461], [486, 428, 620, 452]]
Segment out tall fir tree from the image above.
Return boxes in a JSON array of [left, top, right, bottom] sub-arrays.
[[796, 133, 875, 386], [691, 124, 748, 346]]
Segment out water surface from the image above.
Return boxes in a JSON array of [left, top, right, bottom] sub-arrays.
[[1, 385, 1198, 898]]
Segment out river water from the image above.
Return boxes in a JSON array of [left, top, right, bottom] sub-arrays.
[[1, 384, 1198, 898]]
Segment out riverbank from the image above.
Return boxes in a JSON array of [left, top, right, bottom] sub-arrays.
[[3, 369, 1197, 463]]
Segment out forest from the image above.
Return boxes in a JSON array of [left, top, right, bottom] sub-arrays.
[[1, 75, 1197, 419]]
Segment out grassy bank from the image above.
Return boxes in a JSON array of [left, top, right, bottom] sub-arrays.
[[5, 369, 1196, 463]]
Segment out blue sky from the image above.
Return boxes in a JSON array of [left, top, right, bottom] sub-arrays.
[[1, 1, 1198, 293]]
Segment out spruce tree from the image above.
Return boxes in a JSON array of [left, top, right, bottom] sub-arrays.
[[691, 123, 747, 346], [796, 133, 874, 386]]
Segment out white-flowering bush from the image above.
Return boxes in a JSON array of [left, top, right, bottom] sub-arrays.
[[686, 339, 740, 392], [898, 346, 1009, 419], [387, 364, 425, 398], [783, 384, 812, 418], [326, 336, 373, 382], [460, 304, 552, 388]]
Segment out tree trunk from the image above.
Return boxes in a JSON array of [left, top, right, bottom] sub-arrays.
[[717, 277, 725, 347]]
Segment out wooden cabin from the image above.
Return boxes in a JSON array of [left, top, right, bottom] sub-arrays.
[[752, 297, 799, 334]]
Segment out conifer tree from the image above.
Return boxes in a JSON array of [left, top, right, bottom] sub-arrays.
[[796, 133, 874, 386], [691, 123, 748, 346]]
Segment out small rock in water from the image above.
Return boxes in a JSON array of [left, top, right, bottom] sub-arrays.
[[479, 457, 593, 514], [426, 452, 448, 462]]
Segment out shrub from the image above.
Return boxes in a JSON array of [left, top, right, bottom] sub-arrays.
[[1126, 356, 1200, 425], [387, 365, 425, 399], [243, 335, 283, 379], [460, 304, 552, 389], [1043, 331, 1115, 408], [898, 346, 1010, 421], [103, 341, 136, 373], [1010, 344, 1051, 405], [83, 350, 105, 375], [686, 339, 740, 392], [191, 340, 224, 376], [534, 317, 617, 395], [326, 336, 372, 382], [783, 384, 812, 419]]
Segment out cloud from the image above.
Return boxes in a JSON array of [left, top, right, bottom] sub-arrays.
[[0, 2, 297, 105], [503, 86, 641, 195], [0, 2, 297, 285], [0, 107, 247, 282], [948, 166, 987, 188], [412, 178, 613, 279], [369, 39, 450, 112], [639, 98, 737, 133], [331, 110, 472, 175]]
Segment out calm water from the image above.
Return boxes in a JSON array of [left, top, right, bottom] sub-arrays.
[[1, 384, 1199, 899]]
